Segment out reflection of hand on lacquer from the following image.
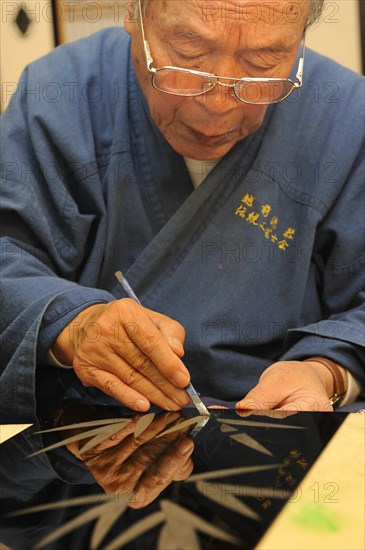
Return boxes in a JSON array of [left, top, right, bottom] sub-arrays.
[[66, 412, 194, 508]]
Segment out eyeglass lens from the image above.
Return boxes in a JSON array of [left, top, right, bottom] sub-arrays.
[[153, 69, 295, 104]]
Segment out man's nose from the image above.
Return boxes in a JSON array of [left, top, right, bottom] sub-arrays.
[[195, 82, 242, 114]]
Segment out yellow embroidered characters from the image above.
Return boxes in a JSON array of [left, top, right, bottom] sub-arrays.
[[234, 194, 297, 250]]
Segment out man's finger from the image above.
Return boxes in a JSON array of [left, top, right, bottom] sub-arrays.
[[146, 309, 186, 357], [76, 347, 187, 410], [76, 366, 151, 411], [108, 341, 190, 407], [115, 300, 190, 387], [131, 439, 194, 508], [236, 386, 281, 411]]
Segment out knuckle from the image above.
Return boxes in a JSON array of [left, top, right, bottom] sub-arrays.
[[172, 319, 186, 339], [175, 460, 194, 480], [73, 363, 95, 385], [128, 490, 150, 509], [104, 376, 124, 397], [140, 331, 160, 353], [133, 354, 154, 375], [122, 367, 143, 387], [124, 321, 140, 341], [161, 315, 185, 341], [148, 470, 168, 489], [125, 437, 140, 454], [117, 298, 139, 318], [79, 321, 103, 344], [108, 474, 134, 494]]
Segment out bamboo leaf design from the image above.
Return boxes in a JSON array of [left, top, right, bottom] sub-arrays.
[[103, 510, 166, 550], [219, 424, 238, 433], [90, 501, 130, 549], [195, 480, 260, 521], [186, 464, 283, 483], [157, 521, 200, 550], [160, 500, 242, 546], [196, 480, 290, 509], [155, 416, 205, 439], [34, 499, 129, 550], [35, 419, 131, 434], [189, 415, 210, 436], [16, 411, 306, 549], [79, 423, 133, 454], [28, 423, 130, 458], [133, 412, 156, 438], [6, 494, 112, 517], [229, 433, 273, 456], [217, 418, 305, 429]]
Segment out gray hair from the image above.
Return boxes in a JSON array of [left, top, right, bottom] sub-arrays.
[[140, 0, 325, 27], [307, 0, 325, 26]]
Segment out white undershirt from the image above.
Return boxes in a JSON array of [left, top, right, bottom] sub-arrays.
[[183, 156, 220, 188]]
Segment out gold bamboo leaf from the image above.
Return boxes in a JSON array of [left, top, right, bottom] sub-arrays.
[[217, 418, 305, 429], [133, 412, 156, 438], [6, 494, 112, 517], [90, 501, 129, 549], [230, 433, 273, 456], [34, 498, 130, 550], [157, 520, 200, 549], [79, 423, 130, 454], [35, 419, 131, 434], [160, 500, 242, 545], [220, 424, 238, 433], [198, 481, 290, 500], [196, 481, 260, 521], [103, 510, 165, 550], [28, 423, 129, 457], [186, 464, 283, 483], [155, 416, 204, 438], [190, 415, 210, 434]]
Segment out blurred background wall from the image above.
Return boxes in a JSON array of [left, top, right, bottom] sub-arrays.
[[306, 0, 363, 72], [1, 0, 364, 112], [1, 1, 55, 111]]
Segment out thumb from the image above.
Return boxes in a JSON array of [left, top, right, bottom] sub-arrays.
[[236, 378, 282, 411]]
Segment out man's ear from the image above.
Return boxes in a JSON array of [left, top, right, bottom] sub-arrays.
[[124, 19, 134, 36]]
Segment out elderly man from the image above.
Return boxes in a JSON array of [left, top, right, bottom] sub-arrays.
[[1, 0, 364, 420]]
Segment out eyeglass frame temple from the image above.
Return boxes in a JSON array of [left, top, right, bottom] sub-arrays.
[[295, 35, 306, 85], [138, 0, 156, 72]]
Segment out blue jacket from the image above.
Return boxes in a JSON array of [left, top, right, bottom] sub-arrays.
[[1, 28, 364, 421]]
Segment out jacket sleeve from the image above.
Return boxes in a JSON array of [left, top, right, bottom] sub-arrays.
[[0, 61, 116, 421], [281, 145, 365, 391]]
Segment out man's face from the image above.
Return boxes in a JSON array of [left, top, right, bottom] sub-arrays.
[[126, 0, 310, 160]]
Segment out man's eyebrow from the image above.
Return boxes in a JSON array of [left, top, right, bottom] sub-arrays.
[[250, 43, 292, 54], [168, 27, 291, 54], [170, 26, 204, 40]]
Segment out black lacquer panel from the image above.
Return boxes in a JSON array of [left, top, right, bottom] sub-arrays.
[[0, 398, 346, 550]]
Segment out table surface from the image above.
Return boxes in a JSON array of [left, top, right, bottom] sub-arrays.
[[1, 407, 364, 550], [258, 412, 365, 550]]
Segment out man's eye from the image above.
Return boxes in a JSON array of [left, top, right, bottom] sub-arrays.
[[173, 49, 205, 62], [245, 61, 278, 74], [244, 54, 286, 73]]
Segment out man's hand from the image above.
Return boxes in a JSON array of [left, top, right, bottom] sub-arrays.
[[236, 360, 347, 412], [52, 300, 191, 411]]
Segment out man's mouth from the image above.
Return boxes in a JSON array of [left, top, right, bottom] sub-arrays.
[[185, 125, 236, 146]]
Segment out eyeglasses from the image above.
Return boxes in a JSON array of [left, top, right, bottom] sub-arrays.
[[137, 0, 305, 105]]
